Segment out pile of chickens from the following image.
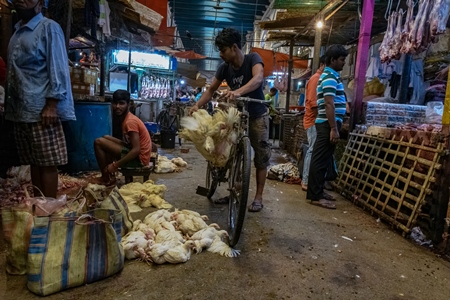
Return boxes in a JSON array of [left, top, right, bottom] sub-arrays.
[[121, 209, 240, 264], [117, 180, 172, 212], [179, 108, 240, 167], [380, 0, 450, 63], [154, 156, 187, 174]]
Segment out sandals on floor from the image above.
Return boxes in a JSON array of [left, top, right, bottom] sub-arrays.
[[310, 199, 336, 209], [248, 201, 264, 212]]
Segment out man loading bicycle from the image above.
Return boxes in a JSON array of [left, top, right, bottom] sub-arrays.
[[190, 28, 271, 212]]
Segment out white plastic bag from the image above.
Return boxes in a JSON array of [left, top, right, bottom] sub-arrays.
[[425, 101, 443, 124]]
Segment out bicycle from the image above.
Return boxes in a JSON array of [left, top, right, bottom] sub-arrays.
[[196, 97, 271, 247], [156, 100, 187, 146]]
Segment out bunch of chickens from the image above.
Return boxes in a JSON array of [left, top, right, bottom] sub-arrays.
[[154, 156, 187, 174], [179, 107, 240, 167], [121, 208, 240, 264], [118, 180, 172, 213]]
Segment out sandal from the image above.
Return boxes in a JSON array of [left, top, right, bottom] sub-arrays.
[[248, 201, 264, 212], [310, 199, 336, 209], [301, 183, 308, 191], [323, 192, 336, 201]]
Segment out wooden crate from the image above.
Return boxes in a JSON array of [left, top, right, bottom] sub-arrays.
[[335, 126, 446, 235]]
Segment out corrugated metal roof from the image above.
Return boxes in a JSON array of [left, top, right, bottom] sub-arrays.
[[168, 0, 271, 71]]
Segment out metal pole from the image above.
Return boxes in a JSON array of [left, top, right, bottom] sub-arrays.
[[398, 54, 412, 104], [99, 41, 106, 97], [350, 0, 375, 130], [312, 25, 323, 74], [127, 38, 132, 93], [285, 38, 294, 112], [65, 0, 72, 51]]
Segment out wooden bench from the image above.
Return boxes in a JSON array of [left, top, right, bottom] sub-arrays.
[[120, 142, 158, 184]]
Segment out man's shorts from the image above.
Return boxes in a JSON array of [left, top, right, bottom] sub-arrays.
[[121, 147, 144, 168], [14, 121, 68, 166], [249, 114, 271, 169]]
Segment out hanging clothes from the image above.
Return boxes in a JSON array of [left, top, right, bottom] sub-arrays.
[[85, 0, 100, 37], [366, 57, 381, 81], [409, 59, 425, 105], [98, 0, 111, 36]]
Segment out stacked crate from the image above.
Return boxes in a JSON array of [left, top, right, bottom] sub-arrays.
[[70, 67, 99, 96], [280, 113, 307, 158], [364, 102, 426, 126]]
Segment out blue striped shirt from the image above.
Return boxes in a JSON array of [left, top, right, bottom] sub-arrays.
[[315, 67, 346, 124]]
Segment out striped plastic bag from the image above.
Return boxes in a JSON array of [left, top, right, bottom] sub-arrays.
[[1, 206, 34, 275], [85, 186, 133, 236], [27, 209, 124, 296]]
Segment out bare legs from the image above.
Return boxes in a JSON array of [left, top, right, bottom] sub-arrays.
[[93, 135, 123, 184], [254, 167, 267, 203], [30, 165, 58, 198]]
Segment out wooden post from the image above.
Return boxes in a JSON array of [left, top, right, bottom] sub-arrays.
[[285, 38, 294, 112], [350, 0, 375, 131], [312, 25, 322, 74]]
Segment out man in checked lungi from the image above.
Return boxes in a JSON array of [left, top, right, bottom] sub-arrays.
[[5, 0, 75, 198]]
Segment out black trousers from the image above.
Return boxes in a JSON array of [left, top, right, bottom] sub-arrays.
[[306, 121, 341, 201]]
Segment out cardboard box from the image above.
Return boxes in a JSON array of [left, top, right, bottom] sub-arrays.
[[70, 68, 95, 84], [71, 83, 94, 95]]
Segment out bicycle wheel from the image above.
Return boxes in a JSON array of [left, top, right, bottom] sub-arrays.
[[156, 110, 170, 130], [228, 136, 251, 246], [206, 162, 218, 199]]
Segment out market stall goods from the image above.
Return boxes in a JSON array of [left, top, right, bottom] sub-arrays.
[[118, 180, 172, 212], [381, 0, 450, 62]]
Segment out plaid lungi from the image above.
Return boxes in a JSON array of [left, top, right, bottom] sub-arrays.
[[14, 121, 68, 166]]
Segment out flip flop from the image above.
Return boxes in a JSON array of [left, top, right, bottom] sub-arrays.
[[248, 201, 264, 212], [323, 192, 336, 201], [301, 184, 308, 191], [310, 199, 336, 209]]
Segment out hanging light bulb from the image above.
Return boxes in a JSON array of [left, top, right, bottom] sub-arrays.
[[316, 20, 324, 29]]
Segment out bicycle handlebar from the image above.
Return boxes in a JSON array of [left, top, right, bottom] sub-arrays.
[[235, 97, 272, 104]]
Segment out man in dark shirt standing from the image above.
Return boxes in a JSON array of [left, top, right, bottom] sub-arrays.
[[190, 28, 270, 212]]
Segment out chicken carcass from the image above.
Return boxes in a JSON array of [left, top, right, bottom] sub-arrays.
[[174, 212, 220, 236], [162, 240, 196, 264], [189, 227, 229, 253], [155, 229, 185, 245], [207, 235, 241, 257]]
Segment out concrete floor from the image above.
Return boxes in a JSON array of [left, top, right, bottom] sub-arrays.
[[1, 142, 450, 299]]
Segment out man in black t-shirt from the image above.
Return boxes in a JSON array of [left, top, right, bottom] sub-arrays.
[[190, 28, 271, 212]]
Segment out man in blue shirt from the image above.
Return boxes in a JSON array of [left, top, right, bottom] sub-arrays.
[[306, 45, 348, 209], [5, 0, 75, 198], [190, 28, 270, 212]]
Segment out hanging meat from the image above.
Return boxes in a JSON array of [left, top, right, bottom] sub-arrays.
[[415, 0, 431, 48], [379, 12, 396, 63], [400, 0, 414, 53], [430, 0, 450, 36], [389, 9, 404, 59]]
